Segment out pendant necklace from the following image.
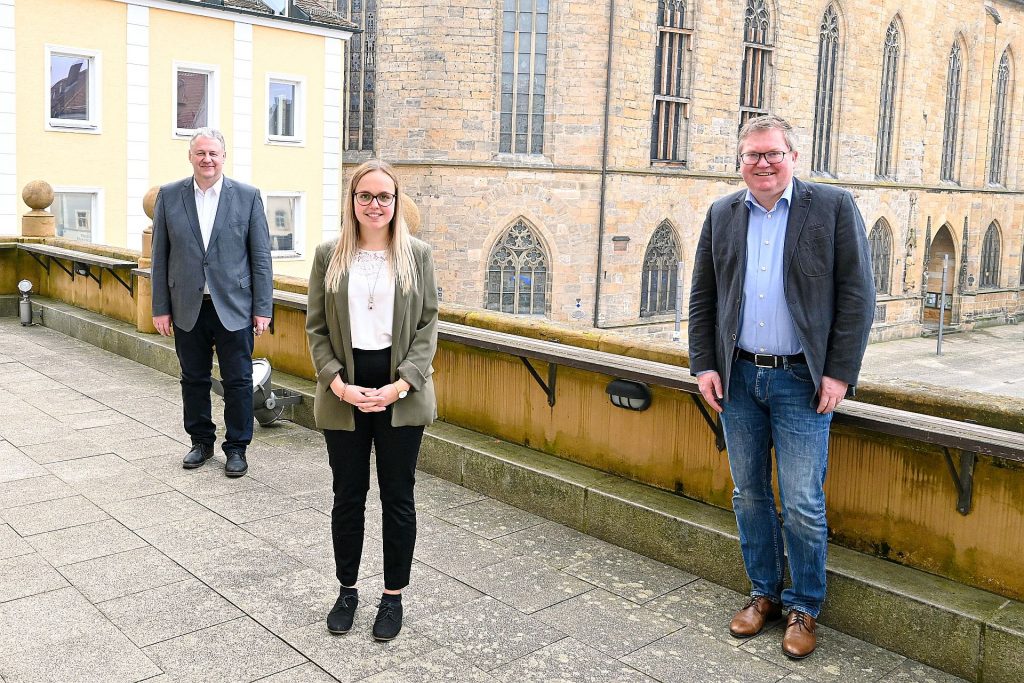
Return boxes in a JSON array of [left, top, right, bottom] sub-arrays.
[[363, 252, 386, 310]]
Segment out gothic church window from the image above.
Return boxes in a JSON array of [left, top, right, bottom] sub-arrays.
[[868, 219, 892, 295], [739, 0, 773, 127], [941, 41, 964, 182], [500, 0, 548, 154], [876, 19, 900, 178], [341, 0, 376, 151], [640, 222, 680, 317], [811, 4, 840, 175], [651, 0, 693, 164], [486, 219, 549, 315], [980, 222, 1001, 289], [989, 50, 1011, 185]]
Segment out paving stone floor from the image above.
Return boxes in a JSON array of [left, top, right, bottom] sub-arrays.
[[0, 318, 968, 683]]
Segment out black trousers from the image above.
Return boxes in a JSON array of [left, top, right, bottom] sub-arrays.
[[324, 347, 424, 591], [173, 298, 254, 454]]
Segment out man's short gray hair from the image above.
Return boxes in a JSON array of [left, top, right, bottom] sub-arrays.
[[737, 115, 797, 155], [189, 127, 227, 152]]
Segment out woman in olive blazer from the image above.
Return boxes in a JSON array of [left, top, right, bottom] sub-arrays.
[[305, 160, 438, 642]]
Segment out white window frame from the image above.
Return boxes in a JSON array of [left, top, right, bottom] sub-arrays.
[[265, 191, 304, 259], [50, 186, 104, 244], [172, 61, 219, 138], [45, 45, 102, 133], [266, 73, 305, 145]]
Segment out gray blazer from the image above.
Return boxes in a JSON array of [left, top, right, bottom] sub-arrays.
[[151, 176, 273, 332], [688, 177, 876, 404], [305, 238, 439, 430]]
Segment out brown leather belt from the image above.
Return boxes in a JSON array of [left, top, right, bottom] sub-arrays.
[[735, 348, 807, 369]]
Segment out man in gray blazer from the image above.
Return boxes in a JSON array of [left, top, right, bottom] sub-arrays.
[[151, 128, 273, 477], [688, 115, 875, 659]]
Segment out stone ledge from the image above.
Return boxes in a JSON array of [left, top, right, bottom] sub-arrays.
[[5, 296, 1020, 682]]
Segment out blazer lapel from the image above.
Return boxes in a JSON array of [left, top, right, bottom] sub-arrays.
[[206, 177, 234, 254], [728, 194, 750, 286], [391, 272, 410, 374], [179, 179, 204, 253], [783, 178, 813, 277]]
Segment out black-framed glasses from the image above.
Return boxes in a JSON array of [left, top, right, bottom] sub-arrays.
[[354, 191, 396, 207], [739, 151, 789, 165]]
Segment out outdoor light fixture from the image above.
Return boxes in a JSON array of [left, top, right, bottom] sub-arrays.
[[606, 379, 652, 411], [17, 279, 33, 326], [211, 358, 303, 426]]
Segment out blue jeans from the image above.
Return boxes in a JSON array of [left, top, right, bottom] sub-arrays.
[[720, 357, 832, 618]]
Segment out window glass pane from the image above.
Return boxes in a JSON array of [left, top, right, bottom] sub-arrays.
[[266, 196, 297, 252], [51, 192, 94, 242], [269, 81, 296, 137], [177, 71, 209, 130], [518, 13, 532, 32], [50, 55, 89, 121]]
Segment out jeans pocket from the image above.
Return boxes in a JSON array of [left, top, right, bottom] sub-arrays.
[[788, 363, 813, 384]]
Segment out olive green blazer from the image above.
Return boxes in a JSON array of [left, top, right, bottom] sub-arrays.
[[305, 237, 438, 430]]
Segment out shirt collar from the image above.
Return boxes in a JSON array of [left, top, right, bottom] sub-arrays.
[[193, 176, 224, 197], [744, 180, 794, 214]]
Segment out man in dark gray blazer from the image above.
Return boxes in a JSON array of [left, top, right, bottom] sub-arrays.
[[151, 128, 273, 477], [688, 115, 875, 659]]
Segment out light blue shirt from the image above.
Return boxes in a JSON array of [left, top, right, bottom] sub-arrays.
[[738, 182, 802, 356]]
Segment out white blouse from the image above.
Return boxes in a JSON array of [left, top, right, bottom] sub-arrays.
[[347, 249, 395, 350]]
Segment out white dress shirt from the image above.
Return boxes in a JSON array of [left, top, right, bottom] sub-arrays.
[[348, 249, 395, 350], [194, 176, 223, 295]]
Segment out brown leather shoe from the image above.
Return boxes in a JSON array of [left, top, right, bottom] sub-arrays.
[[729, 596, 782, 638], [782, 610, 817, 659]]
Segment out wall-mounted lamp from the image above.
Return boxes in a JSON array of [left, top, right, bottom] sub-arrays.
[[606, 379, 652, 411], [17, 279, 33, 326], [74, 262, 89, 276]]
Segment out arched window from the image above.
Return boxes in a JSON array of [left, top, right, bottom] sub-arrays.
[[941, 41, 964, 182], [651, 0, 693, 164], [739, 0, 773, 127], [989, 50, 1011, 185], [499, 0, 548, 154], [980, 223, 1001, 289], [812, 4, 840, 175], [640, 222, 680, 317], [341, 0, 376, 151], [876, 19, 900, 178], [868, 219, 892, 295], [485, 219, 549, 315]]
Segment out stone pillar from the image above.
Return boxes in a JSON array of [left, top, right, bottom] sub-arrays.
[[135, 187, 159, 334], [22, 181, 55, 237]]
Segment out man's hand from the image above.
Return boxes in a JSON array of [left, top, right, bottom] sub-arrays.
[[697, 371, 724, 414], [253, 316, 271, 337], [153, 314, 174, 337], [816, 375, 848, 414]]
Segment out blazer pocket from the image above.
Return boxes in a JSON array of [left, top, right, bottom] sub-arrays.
[[797, 236, 834, 277], [804, 223, 830, 237], [239, 275, 252, 289]]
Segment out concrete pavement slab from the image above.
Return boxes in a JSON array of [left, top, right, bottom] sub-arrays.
[[97, 578, 243, 647], [435, 497, 547, 540], [358, 647, 500, 682], [26, 518, 147, 567], [646, 578, 751, 643], [564, 545, 698, 604], [461, 555, 593, 614], [241, 508, 333, 552], [256, 663, 341, 683], [491, 637, 658, 682], [144, 616, 307, 682], [878, 660, 970, 682], [0, 524, 32, 560], [493, 520, 617, 570], [0, 632, 160, 683], [534, 587, 683, 658], [224, 567, 336, 632], [102, 490, 209, 530], [621, 627, 791, 683], [196, 481, 308, 524], [0, 553, 69, 602], [57, 545, 191, 603], [0, 474, 75, 508], [0, 494, 108, 536]]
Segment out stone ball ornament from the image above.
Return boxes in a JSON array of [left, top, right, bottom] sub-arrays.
[[22, 180, 54, 212], [143, 186, 160, 220]]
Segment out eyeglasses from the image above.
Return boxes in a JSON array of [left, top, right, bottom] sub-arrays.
[[354, 191, 396, 207], [739, 151, 789, 165]]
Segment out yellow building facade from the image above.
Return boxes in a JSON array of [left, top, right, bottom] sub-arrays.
[[2, 0, 353, 278]]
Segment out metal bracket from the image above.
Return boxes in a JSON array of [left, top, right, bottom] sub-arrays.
[[941, 446, 977, 515], [26, 251, 54, 275], [689, 395, 726, 451], [520, 357, 557, 407]]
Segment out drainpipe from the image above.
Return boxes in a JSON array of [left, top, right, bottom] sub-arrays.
[[592, 0, 616, 328]]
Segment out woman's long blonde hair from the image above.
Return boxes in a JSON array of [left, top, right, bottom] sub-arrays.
[[324, 159, 417, 294]]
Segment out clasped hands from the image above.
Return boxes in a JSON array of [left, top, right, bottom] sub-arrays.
[[330, 374, 405, 412]]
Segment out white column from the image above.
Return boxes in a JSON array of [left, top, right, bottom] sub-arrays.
[[321, 36, 342, 243], [0, 0, 17, 235], [125, 4, 150, 250], [232, 22, 253, 184]]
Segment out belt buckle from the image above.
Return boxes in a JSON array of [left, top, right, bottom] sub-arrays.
[[753, 353, 775, 368]]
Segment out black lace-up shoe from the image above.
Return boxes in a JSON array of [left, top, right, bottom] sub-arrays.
[[327, 589, 358, 634], [224, 451, 248, 477], [182, 443, 214, 469], [372, 597, 403, 641]]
